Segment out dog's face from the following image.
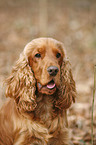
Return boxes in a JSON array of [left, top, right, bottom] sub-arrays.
[[26, 38, 65, 95], [5, 37, 76, 112]]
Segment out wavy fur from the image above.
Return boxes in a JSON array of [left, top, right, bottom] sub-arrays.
[[55, 58, 76, 110], [0, 38, 76, 145], [5, 54, 37, 113]]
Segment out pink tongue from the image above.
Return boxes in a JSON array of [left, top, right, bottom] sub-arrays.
[[47, 82, 55, 89]]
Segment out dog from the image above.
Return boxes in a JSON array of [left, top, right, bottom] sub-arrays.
[[0, 38, 76, 145]]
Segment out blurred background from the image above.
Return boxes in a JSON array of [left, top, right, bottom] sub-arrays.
[[0, 0, 96, 144]]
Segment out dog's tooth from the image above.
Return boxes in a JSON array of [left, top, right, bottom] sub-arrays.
[[38, 82, 42, 89]]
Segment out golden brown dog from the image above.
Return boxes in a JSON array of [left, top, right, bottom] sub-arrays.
[[0, 38, 76, 145]]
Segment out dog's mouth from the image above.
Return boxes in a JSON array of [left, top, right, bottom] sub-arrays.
[[37, 80, 56, 95], [46, 80, 56, 90]]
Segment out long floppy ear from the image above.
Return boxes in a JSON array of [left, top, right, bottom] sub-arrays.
[[55, 58, 76, 110], [5, 53, 37, 112]]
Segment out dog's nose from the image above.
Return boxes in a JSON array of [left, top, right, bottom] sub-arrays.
[[47, 66, 59, 76]]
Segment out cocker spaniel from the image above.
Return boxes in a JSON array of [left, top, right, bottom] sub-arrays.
[[0, 38, 76, 145]]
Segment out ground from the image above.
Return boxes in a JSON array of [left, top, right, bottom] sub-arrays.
[[0, 0, 96, 144]]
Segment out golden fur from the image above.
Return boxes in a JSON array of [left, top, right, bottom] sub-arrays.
[[0, 38, 76, 145]]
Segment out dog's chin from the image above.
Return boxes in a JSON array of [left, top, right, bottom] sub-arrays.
[[37, 80, 57, 95]]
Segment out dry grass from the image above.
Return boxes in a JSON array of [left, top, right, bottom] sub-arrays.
[[0, 0, 96, 144]]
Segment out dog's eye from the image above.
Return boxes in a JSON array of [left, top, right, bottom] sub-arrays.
[[35, 53, 41, 58], [56, 53, 61, 58]]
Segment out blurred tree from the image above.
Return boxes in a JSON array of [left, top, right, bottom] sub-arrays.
[[39, 0, 48, 36]]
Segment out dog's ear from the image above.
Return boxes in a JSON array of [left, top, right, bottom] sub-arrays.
[[55, 58, 76, 110], [5, 54, 37, 113]]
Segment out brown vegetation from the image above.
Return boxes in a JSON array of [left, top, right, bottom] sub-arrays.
[[0, 0, 96, 144]]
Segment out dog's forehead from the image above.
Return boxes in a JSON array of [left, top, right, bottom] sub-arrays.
[[33, 38, 62, 48], [24, 38, 65, 56]]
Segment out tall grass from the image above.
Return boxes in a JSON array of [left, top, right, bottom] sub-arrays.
[[91, 65, 96, 145]]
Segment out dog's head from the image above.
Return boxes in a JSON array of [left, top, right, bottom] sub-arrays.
[[5, 38, 76, 113], [26, 38, 65, 95]]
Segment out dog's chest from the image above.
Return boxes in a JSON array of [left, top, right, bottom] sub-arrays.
[[34, 96, 54, 126]]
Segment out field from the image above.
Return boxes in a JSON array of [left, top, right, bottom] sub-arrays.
[[0, 0, 96, 144]]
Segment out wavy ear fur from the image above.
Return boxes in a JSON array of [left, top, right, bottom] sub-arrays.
[[55, 58, 76, 110], [5, 53, 37, 112]]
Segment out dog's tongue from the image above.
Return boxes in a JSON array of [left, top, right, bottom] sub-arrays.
[[47, 80, 55, 89]]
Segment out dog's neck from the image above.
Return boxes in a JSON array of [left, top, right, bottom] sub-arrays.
[[16, 91, 63, 127], [34, 94, 54, 127], [33, 93, 67, 129]]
